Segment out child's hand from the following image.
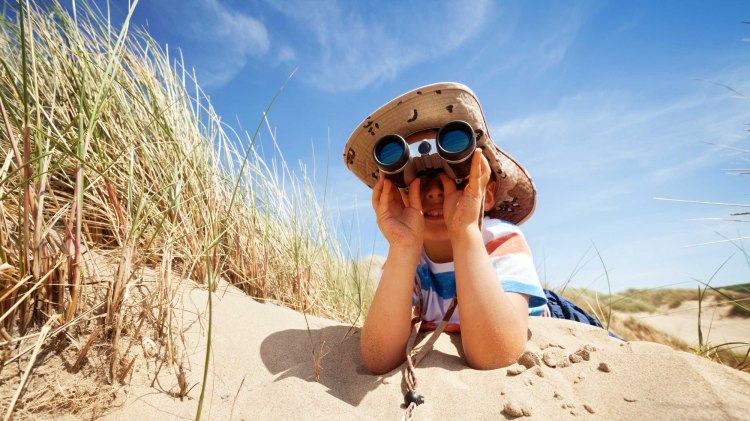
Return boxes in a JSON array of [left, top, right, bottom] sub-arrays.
[[439, 148, 491, 234], [372, 175, 424, 249]]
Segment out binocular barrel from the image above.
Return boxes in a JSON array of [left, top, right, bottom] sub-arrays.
[[373, 120, 476, 188], [373, 134, 412, 188]]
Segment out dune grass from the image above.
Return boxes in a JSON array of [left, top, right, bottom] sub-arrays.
[[0, 0, 374, 418], [551, 221, 750, 373], [555, 253, 750, 373], [560, 284, 750, 316], [558, 284, 750, 373]]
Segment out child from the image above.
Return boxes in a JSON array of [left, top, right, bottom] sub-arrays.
[[343, 82, 605, 375]]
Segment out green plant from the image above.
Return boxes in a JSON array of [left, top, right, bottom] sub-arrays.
[[693, 263, 750, 372]]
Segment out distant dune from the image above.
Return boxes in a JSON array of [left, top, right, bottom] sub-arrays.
[[560, 285, 750, 368], [633, 299, 750, 354]]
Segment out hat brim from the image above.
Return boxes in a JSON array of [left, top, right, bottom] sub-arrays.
[[343, 82, 536, 225]]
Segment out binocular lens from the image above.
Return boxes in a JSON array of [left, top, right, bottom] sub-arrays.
[[375, 140, 404, 165], [373, 134, 409, 173], [436, 121, 476, 163], [439, 129, 472, 153]]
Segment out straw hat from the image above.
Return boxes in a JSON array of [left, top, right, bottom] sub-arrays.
[[342, 82, 536, 225]]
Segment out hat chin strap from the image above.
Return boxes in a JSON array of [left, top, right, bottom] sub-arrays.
[[402, 189, 486, 420]]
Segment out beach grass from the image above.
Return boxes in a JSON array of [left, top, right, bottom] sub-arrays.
[[558, 274, 750, 373], [0, 0, 373, 417], [561, 284, 750, 316]]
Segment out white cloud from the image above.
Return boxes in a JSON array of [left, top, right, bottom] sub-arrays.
[[265, 0, 492, 92], [151, 0, 269, 88], [276, 44, 297, 65]]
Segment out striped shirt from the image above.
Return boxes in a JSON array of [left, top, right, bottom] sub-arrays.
[[413, 217, 548, 332]]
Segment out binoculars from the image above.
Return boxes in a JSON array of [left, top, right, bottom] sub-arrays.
[[373, 120, 477, 188]]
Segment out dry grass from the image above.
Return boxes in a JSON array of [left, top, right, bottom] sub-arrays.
[[607, 314, 691, 352], [561, 285, 750, 317], [0, 1, 373, 418], [557, 286, 750, 373]]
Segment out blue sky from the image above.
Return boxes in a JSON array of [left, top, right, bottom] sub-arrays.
[[108, 0, 749, 292]]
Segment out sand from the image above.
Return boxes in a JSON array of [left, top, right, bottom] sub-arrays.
[[634, 300, 750, 354], [102, 281, 750, 420]]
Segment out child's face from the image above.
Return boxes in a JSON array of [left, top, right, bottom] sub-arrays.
[[419, 172, 452, 244], [403, 129, 495, 246], [404, 130, 445, 242]]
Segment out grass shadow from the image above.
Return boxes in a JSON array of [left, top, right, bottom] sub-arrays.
[[259, 325, 381, 407]]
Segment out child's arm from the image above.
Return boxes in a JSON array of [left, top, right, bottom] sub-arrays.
[[440, 150, 530, 369], [360, 176, 423, 374], [452, 229, 530, 369]]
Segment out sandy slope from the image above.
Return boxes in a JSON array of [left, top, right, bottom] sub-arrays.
[[633, 300, 750, 353], [102, 282, 750, 420]]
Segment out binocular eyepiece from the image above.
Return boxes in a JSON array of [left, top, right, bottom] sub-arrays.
[[373, 120, 477, 188]]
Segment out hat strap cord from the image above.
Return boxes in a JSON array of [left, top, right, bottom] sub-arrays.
[[402, 294, 457, 420], [402, 192, 483, 419]]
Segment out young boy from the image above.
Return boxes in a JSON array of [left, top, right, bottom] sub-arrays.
[[343, 83, 601, 375]]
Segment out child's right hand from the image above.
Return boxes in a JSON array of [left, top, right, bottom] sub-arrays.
[[372, 174, 424, 250]]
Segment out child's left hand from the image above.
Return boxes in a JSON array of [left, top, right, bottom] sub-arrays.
[[439, 148, 491, 234]]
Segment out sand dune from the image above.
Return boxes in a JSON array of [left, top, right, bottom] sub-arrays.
[[633, 300, 750, 354], [103, 282, 750, 420]]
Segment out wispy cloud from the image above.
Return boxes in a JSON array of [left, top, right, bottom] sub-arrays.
[[265, 0, 492, 92], [147, 0, 269, 88], [534, 8, 584, 71], [482, 2, 597, 79], [491, 81, 750, 188], [276, 44, 297, 65], [491, 69, 750, 291]]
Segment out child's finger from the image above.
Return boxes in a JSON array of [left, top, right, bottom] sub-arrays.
[[439, 173, 457, 195], [466, 149, 483, 194], [407, 178, 423, 212], [479, 149, 490, 173], [478, 150, 491, 185], [380, 178, 394, 210], [399, 188, 410, 208], [372, 177, 385, 210]]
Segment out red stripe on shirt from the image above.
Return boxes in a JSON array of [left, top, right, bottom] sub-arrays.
[[485, 232, 531, 256], [420, 321, 461, 333]]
